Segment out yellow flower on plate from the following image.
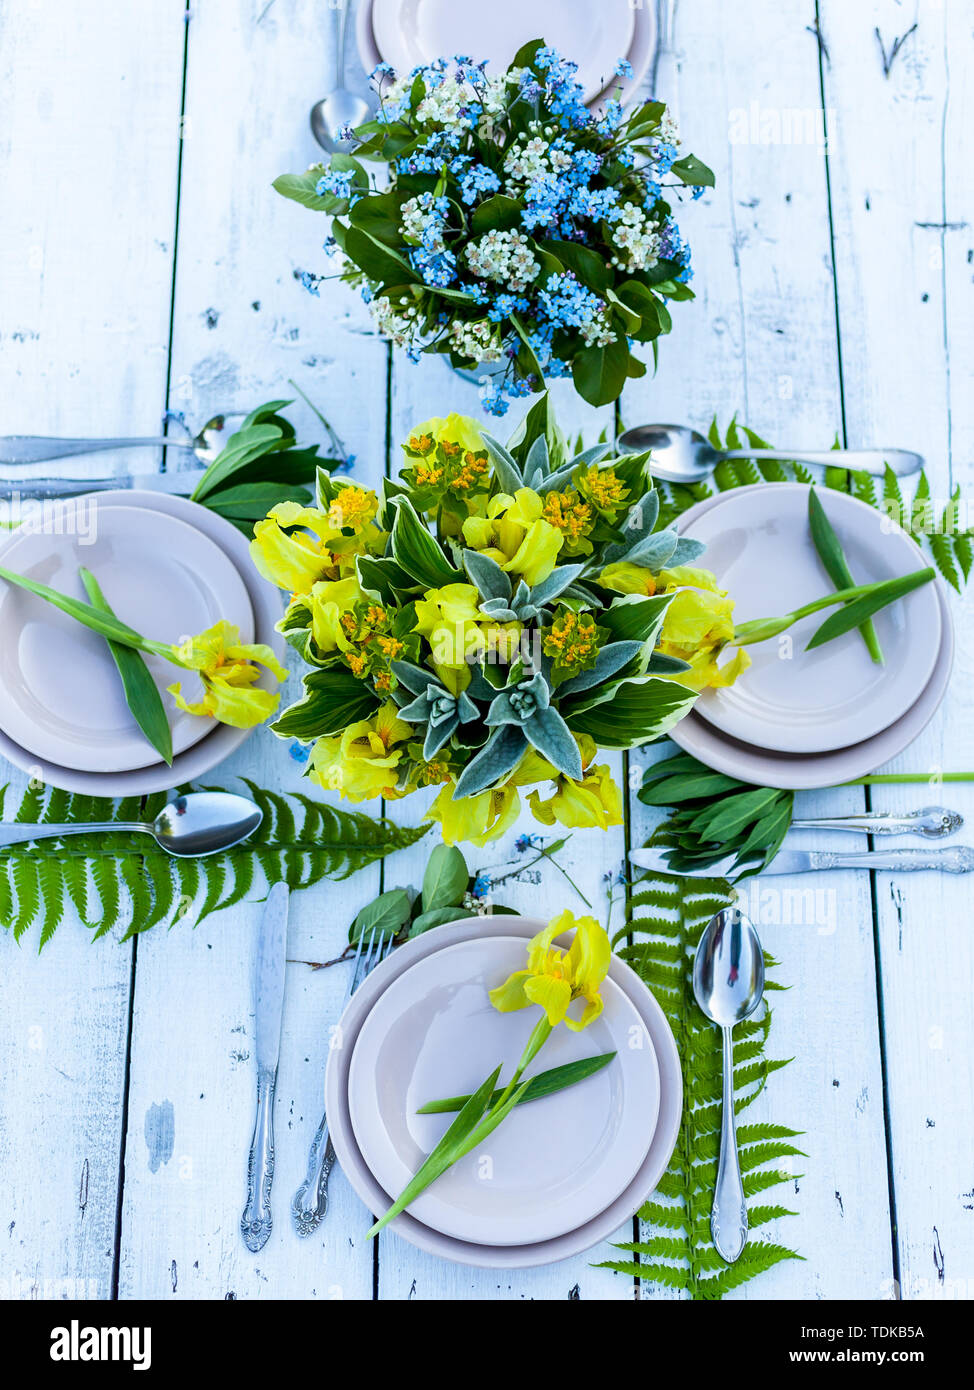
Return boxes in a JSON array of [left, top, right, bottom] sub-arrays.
[[308, 700, 411, 802], [489, 910, 612, 1031], [167, 620, 286, 729], [656, 565, 751, 692], [425, 781, 520, 847], [528, 762, 623, 832], [462, 488, 563, 587]]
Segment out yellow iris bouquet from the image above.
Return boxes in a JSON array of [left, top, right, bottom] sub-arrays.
[[253, 396, 750, 844]]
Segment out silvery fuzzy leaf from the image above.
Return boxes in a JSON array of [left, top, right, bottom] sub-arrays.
[[620, 526, 679, 571], [453, 724, 528, 798], [556, 640, 646, 696], [466, 666, 496, 702], [570, 442, 612, 469], [525, 433, 549, 481], [601, 490, 661, 564], [480, 431, 524, 495], [463, 548, 512, 602], [561, 581, 602, 606], [525, 705, 583, 780], [456, 690, 480, 723], [390, 659, 438, 696], [423, 714, 459, 761], [529, 563, 587, 610], [511, 579, 531, 608], [484, 689, 520, 727], [397, 692, 433, 723], [667, 536, 707, 566], [479, 597, 519, 621], [646, 652, 692, 674]]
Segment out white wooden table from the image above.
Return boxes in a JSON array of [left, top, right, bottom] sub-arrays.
[[1, 0, 972, 1302]]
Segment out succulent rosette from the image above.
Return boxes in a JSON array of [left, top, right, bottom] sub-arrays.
[[251, 399, 749, 846], [274, 43, 713, 415]]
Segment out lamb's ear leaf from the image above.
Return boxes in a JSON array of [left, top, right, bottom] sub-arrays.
[[602, 491, 661, 562], [619, 526, 680, 571], [524, 433, 549, 482], [463, 548, 512, 601], [529, 563, 588, 610], [524, 705, 583, 779], [456, 691, 480, 722], [556, 640, 647, 696], [479, 598, 519, 620], [390, 659, 438, 697], [480, 431, 525, 494], [423, 717, 458, 760], [668, 536, 707, 566], [452, 725, 528, 798], [646, 652, 692, 674]]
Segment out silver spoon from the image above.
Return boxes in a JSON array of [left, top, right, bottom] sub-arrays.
[[0, 791, 262, 858], [310, 0, 371, 152], [692, 905, 766, 1263], [616, 423, 923, 482], [0, 414, 237, 467]]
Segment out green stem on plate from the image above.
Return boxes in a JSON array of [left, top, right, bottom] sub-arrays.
[[733, 568, 934, 646], [808, 487, 883, 664], [417, 1051, 616, 1115]]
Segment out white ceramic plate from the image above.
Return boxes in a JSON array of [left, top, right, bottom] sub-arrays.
[[348, 934, 659, 1246], [0, 505, 254, 772], [0, 491, 283, 794], [372, 0, 634, 104], [685, 484, 941, 753], [668, 486, 954, 790], [326, 915, 683, 1268]]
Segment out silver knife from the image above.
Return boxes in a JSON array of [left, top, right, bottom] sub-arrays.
[[241, 881, 289, 1253], [0, 470, 209, 500], [629, 845, 974, 880]]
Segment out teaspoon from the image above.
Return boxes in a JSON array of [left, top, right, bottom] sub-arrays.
[[310, 0, 371, 152], [0, 791, 262, 858], [692, 905, 766, 1263]]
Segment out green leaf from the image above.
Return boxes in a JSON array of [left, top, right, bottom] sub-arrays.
[[78, 568, 173, 766], [671, 153, 716, 188], [390, 496, 461, 587], [564, 676, 697, 748], [191, 423, 286, 501], [350, 888, 412, 943], [808, 487, 882, 663], [271, 668, 378, 740], [539, 238, 610, 291], [806, 568, 934, 650], [471, 194, 523, 234], [409, 906, 475, 937], [421, 844, 469, 911], [417, 1052, 616, 1113], [344, 223, 420, 286], [571, 335, 630, 407]]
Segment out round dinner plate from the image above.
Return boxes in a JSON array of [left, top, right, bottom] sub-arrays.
[[0, 490, 284, 794], [358, 0, 655, 109], [684, 484, 941, 754], [670, 485, 954, 790], [348, 935, 660, 1246], [326, 915, 683, 1268], [0, 504, 254, 772]]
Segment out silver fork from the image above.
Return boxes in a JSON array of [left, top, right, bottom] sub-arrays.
[[291, 925, 396, 1235]]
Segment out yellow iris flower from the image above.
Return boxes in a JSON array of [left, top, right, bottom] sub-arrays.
[[489, 910, 612, 1031], [528, 762, 623, 832], [310, 576, 365, 653], [598, 561, 657, 596], [251, 491, 381, 597], [462, 488, 563, 587], [308, 701, 411, 802], [413, 583, 520, 689], [425, 781, 521, 847], [656, 565, 751, 692], [167, 620, 286, 728], [405, 412, 485, 458]]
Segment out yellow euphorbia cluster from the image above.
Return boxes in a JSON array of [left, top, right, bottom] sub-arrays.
[[600, 562, 750, 692]]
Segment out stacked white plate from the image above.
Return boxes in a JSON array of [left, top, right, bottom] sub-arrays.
[[670, 483, 953, 789], [0, 490, 283, 794], [325, 914, 682, 1267], [355, 0, 657, 108]]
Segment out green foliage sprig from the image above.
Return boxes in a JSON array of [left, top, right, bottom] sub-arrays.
[[0, 780, 429, 948], [595, 869, 803, 1297]]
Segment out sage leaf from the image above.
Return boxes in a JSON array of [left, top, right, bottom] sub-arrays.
[[421, 844, 468, 912], [350, 888, 412, 943]]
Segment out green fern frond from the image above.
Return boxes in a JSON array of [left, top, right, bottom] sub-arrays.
[[593, 864, 802, 1299], [0, 781, 429, 948]]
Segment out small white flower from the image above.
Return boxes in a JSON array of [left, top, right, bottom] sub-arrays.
[[464, 229, 541, 292], [448, 318, 504, 362]]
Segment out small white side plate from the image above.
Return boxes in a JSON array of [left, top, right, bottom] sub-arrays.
[[0, 504, 253, 772], [684, 484, 941, 753], [348, 934, 659, 1246]]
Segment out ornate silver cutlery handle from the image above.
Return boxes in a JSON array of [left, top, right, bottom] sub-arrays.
[[711, 1025, 748, 1263], [791, 806, 962, 839], [241, 1067, 278, 1252], [810, 846, 974, 873], [291, 1115, 338, 1235]]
